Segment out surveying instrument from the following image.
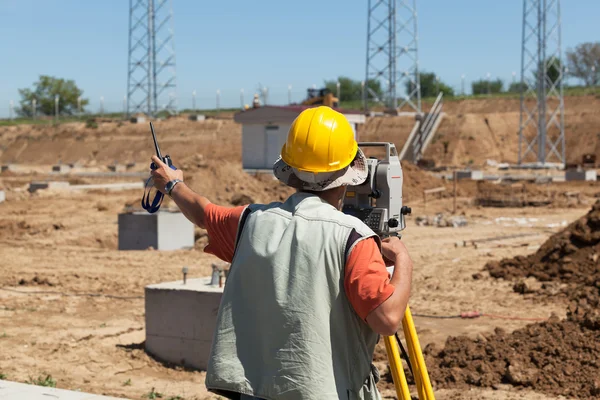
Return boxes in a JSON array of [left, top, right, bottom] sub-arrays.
[[343, 142, 435, 400]]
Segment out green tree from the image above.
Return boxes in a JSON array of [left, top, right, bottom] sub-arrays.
[[471, 79, 504, 95], [508, 81, 528, 93], [17, 75, 88, 117], [566, 42, 600, 86], [324, 76, 382, 102], [534, 57, 562, 87], [407, 72, 454, 98]]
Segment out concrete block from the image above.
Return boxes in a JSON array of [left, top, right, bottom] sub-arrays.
[[145, 277, 223, 370], [0, 379, 123, 399], [28, 181, 70, 193], [130, 116, 146, 124], [456, 170, 483, 180], [188, 114, 206, 121], [118, 211, 194, 250], [0, 190, 5, 203], [52, 164, 71, 173], [565, 169, 597, 181], [67, 161, 83, 169], [1, 164, 17, 173], [107, 164, 126, 173]]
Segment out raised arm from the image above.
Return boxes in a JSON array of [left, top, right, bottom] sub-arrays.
[[150, 155, 211, 229]]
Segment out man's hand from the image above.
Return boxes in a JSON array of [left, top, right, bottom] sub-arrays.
[[381, 236, 411, 267], [150, 155, 184, 194]]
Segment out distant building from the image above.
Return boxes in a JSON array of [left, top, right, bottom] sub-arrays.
[[234, 106, 366, 172]]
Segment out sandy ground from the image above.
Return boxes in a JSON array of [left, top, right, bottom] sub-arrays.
[[0, 175, 589, 399], [1, 105, 596, 399]]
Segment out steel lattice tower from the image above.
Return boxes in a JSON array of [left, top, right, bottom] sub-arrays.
[[364, 0, 421, 112], [127, 0, 177, 117], [518, 0, 565, 165]]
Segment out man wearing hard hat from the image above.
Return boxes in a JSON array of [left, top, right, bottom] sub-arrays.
[[151, 106, 413, 400]]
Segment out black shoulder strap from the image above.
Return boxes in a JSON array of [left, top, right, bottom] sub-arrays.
[[234, 206, 253, 248], [345, 229, 363, 259]]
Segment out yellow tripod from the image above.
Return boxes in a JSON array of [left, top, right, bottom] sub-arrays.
[[383, 305, 435, 399]]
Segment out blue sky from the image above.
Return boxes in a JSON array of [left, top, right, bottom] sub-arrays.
[[0, 0, 598, 116]]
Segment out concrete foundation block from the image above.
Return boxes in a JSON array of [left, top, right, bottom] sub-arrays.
[[52, 164, 71, 173], [188, 114, 206, 121], [130, 116, 146, 124], [67, 161, 83, 169], [145, 277, 223, 370], [0, 379, 122, 399], [107, 164, 126, 173], [28, 181, 70, 193], [118, 211, 194, 250], [1, 164, 17, 173], [0, 190, 5, 203], [565, 170, 597, 181], [456, 170, 483, 180]]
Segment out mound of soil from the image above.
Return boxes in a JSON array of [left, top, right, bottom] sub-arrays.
[[422, 201, 600, 398], [401, 162, 447, 202], [485, 200, 600, 286], [424, 312, 600, 398]]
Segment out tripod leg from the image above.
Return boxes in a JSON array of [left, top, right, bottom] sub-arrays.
[[402, 305, 436, 400], [383, 335, 411, 400]]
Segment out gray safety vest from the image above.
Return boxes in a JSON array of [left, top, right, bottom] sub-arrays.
[[205, 192, 383, 400]]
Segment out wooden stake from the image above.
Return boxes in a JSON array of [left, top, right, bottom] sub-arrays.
[[453, 171, 457, 214]]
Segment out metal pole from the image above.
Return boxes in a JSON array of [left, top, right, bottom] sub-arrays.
[[192, 90, 196, 112], [149, 0, 157, 115], [32, 99, 36, 120], [518, 0, 527, 165], [9, 100, 14, 120], [538, 0, 546, 164], [216, 89, 220, 114], [55, 95, 59, 121], [288, 85, 292, 105], [361, 81, 365, 110], [558, 0, 565, 166], [126, 0, 132, 117], [413, 0, 421, 112], [364, 0, 372, 112], [388, 0, 395, 109]]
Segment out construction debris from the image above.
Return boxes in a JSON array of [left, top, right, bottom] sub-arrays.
[[416, 214, 467, 228]]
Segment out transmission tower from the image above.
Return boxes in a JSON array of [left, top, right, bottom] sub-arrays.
[[364, 0, 421, 113], [518, 0, 565, 166], [127, 0, 177, 117]]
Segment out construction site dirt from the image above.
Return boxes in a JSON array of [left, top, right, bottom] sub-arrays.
[[1, 99, 600, 400]]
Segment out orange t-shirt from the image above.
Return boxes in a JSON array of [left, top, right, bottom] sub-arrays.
[[203, 203, 395, 320]]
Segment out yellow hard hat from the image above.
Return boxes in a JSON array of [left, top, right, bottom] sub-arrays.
[[281, 106, 357, 173]]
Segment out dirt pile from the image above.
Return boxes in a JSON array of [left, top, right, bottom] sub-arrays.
[[424, 314, 600, 398], [401, 162, 446, 202], [422, 201, 600, 398], [485, 200, 600, 286]]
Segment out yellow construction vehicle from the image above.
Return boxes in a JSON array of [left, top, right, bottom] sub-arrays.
[[301, 88, 339, 108]]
